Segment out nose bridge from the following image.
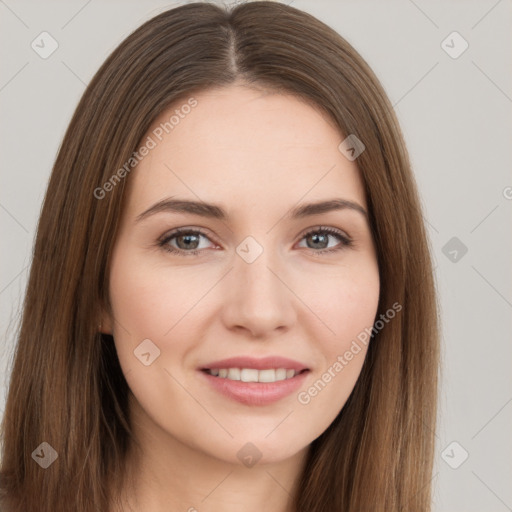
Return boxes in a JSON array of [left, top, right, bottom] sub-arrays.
[[222, 237, 296, 336], [237, 249, 281, 302]]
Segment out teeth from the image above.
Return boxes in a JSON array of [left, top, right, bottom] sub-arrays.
[[258, 369, 276, 383], [275, 368, 287, 381], [227, 368, 240, 380], [241, 368, 259, 382], [206, 368, 299, 383]]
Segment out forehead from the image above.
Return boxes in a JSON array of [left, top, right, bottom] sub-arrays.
[[124, 85, 366, 218]]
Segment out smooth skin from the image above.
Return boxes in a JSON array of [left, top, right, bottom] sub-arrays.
[[101, 83, 380, 512]]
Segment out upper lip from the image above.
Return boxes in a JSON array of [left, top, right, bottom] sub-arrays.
[[199, 356, 309, 372]]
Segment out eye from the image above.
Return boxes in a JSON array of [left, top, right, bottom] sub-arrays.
[[158, 227, 215, 256], [296, 226, 353, 254], [157, 226, 352, 256]]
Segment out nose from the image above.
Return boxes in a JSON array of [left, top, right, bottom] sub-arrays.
[[220, 247, 297, 339]]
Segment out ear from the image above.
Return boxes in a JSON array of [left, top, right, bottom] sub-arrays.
[[98, 303, 114, 335]]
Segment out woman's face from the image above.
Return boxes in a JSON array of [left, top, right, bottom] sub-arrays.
[[103, 84, 380, 465]]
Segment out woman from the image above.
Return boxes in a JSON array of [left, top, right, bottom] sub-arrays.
[[0, 2, 439, 511]]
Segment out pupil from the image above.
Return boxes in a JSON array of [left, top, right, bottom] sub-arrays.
[[179, 234, 199, 249], [310, 233, 327, 249]]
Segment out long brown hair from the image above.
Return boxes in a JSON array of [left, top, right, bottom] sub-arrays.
[[0, 2, 439, 510]]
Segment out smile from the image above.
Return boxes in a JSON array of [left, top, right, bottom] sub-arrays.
[[203, 367, 307, 383], [199, 368, 310, 406]]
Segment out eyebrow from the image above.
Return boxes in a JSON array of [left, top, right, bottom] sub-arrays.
[[135, 197, 368, 223]]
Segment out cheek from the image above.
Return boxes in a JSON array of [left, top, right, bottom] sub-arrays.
[[108, 250, 198, 339], [109, 272, 166, 341], [293, 259, 379, 418], [299, 256, 380, 351], [107, 249, 216, 380], [328, 274, 380, 348]]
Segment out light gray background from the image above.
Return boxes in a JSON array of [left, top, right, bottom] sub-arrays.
[[1, 1, 511, 510]]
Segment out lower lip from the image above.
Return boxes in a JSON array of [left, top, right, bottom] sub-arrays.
[[199, 370, 310, 406]]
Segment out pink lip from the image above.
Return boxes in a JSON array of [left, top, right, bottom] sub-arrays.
[[199, 356, 309, 372], [199, 369, 310, 406]]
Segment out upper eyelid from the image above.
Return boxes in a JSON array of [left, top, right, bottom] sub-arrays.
[[159, 227, 214, 244], [298, 225, 350, 240]]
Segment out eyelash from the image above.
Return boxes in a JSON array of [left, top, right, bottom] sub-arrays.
[[157, 226, 353, 257]]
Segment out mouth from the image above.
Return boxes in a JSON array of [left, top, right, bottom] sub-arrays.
[[201, 367, 310, 383], [198, 356, 311, 405]]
